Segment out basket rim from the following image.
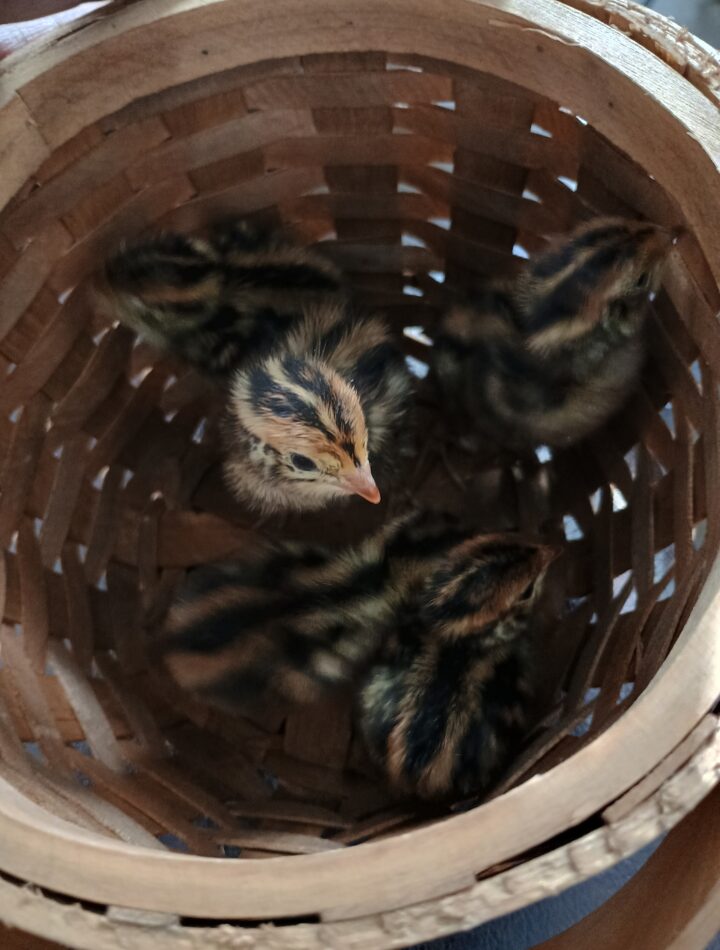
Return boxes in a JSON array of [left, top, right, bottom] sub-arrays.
[[0, 0, 719, 923], [1, 721, 717, 948]]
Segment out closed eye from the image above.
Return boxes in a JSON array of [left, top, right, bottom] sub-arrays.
[[518, 583, 535, 602], [635, 272, 650, 289], [290, 453, 318, 472]]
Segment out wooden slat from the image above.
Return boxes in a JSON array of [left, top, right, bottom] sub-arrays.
[[0, 0, 717, 940]]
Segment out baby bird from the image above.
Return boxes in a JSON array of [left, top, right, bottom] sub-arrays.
[[95, 221, 343, 377], [222, 302, 411, 513], [158, 528, 397, 711], [358, 532, 559, 801], [433, 218, 680, 450], [95, 221, 413, 514]]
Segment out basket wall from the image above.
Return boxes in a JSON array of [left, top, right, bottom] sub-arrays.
[[0, 0, 719, 945]]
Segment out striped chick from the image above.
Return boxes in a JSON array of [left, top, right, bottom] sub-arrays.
[[158, 528, 397, 711], [358, 531, 560, 801], [223, 300, 412, 514], [95, 220, 413, 515], [433, 217, 680, 450], [94, 221, 342, 377]]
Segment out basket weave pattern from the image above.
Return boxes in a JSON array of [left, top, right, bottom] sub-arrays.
[[0, 1, 719, 947]]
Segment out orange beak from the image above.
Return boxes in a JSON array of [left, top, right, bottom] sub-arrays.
[[340, 462, 381, 505]]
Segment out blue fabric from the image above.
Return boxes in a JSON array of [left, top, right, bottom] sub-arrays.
[[417, 840, 658, 950], [417, 837, 719, 949]]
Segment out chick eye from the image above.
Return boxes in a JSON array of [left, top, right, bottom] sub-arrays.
[[519, 583, 535, 602], [290, 453, 317, 472]]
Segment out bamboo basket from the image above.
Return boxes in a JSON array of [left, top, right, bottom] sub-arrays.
[[0, 1, 719, 948]]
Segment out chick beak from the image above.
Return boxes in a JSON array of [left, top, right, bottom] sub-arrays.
[[341, 463, 381, 505]]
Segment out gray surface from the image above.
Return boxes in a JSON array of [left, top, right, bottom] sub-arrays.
[[416, 2, 719, 948], [646, 0, 720, 46]]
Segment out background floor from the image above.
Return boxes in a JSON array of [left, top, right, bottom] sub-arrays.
[[646, 0, 720, 45], [0, 2, 718, 949]]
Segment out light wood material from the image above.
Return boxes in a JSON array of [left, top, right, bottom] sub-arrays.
[[0, 727, 717, 948], [539, 781, 720, 950], [0, 0, 718, 946]]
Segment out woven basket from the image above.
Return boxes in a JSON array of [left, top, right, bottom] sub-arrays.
[[0, 1, 719, 948]]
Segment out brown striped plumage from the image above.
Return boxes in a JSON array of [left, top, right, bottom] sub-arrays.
[[223, 299, 412, 514], [433, 218, 680, 450], [158, 526, 400, 711], [358, 529, 560, 801], [158, 512, 463, 713], [94, 221, 344, 376], [94, 220, 413, 514], [160, 510, 559, 800]]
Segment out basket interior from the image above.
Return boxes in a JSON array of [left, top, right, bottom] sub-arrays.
[[0, 47, 719, 871]]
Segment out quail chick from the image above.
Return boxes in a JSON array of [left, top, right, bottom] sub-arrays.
[[158, 527, 399, 711], [95, 221, 413, 514], [358, 532, 559, 801], [223, 301, 412, 513], [433, 218, 680, 450], [95, 222, 343, 377]]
